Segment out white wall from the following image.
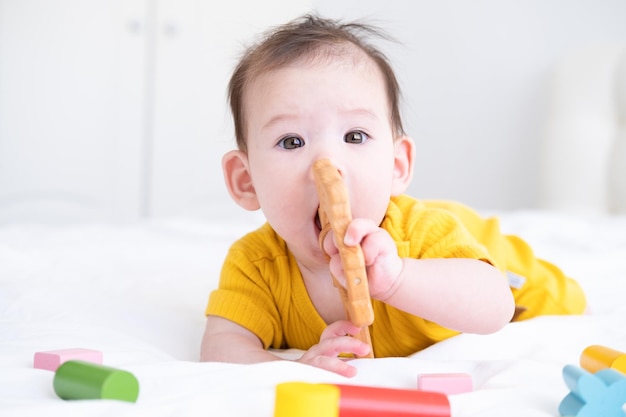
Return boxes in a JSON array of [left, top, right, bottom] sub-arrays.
[[315, 0, 626, 210], [1, 0, 626, 223], [0, 0, 312, 223]]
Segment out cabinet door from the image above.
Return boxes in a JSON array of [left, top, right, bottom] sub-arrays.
[[0, 0, 146, 223], [148, 0, 312, 218]]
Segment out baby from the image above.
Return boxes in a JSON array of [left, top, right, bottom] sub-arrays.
[[201, 14, 586, 377]]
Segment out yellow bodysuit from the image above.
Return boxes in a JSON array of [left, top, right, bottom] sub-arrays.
[[206, 195, 586, 357]]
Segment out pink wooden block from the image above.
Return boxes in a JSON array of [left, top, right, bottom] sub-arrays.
[[417, 373, 473, 395], [33, 348, 103, 371]]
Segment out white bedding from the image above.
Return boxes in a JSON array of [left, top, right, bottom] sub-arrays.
[[1, 210, 626, 416]]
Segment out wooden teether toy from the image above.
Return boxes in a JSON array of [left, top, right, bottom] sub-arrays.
[[313, 159, 374, 358]]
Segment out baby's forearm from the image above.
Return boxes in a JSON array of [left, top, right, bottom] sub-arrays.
[[200, 316, 281, 364], [201, 319, 369, 377], [201, 332, 281, 364], [380, 258, 515, 334]]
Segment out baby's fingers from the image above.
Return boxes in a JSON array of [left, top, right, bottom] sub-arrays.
[[343, 218, 379, 247], [321, 320, 363, 340], [298, 322, 371, 377], [306, 355, 358, 378], [319, 326, 371, 360], [321, 229, 339, 257]]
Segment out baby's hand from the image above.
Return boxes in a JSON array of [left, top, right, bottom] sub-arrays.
[[323, 218, 404, 301], [295, 320, 370, 377]]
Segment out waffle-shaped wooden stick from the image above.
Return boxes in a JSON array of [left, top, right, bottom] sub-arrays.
[[313, 159, 374, 358]]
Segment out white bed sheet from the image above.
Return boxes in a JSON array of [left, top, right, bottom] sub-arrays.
[[1, 210, 625, 416]]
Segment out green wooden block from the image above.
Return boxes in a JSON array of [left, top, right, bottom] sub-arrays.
[[53, 360, 139, 402]]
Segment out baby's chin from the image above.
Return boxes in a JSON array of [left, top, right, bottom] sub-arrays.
[[286, 237, 329, 268]]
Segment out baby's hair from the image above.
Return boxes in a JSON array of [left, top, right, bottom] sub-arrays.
[[228, 14, 405, 152]]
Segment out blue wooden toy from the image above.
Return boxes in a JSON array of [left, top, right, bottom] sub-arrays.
[[559, 364, 626, 417]]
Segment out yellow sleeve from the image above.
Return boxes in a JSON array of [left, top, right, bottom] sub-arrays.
[[205, 225, 285, 349], [371, 197, 497, 357], [423, 200, 587, 320], [384, 195, 495, 263]]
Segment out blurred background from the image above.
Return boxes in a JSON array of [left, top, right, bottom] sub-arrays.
[[1, 0, 625, 224]]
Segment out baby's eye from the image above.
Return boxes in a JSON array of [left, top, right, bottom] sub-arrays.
[[344, 131, 369, 144], [278, 135, 305, 149]]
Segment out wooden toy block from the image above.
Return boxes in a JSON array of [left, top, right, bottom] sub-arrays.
[[580, 345, 626, 374], [274, 382, 340, 417], [53, 360, 139, 402], [335, 384, 450, 417], [313, 159, 374, 358], [34, 348, 103, 371], [274, 382, 450, 417], [559, 364, 626, 417], [417, 373, 473, 395]]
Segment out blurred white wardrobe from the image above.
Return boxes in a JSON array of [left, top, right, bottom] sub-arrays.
[[0, 0, 311, 223]]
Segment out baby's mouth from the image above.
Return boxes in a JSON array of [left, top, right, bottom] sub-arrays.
[[314, 209, 322, 232]]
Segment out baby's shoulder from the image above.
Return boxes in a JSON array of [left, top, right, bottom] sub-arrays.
[[387, 195, 470, 228], [228, 222, 289, 261]]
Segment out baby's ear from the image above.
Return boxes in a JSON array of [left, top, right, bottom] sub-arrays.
[[391, 135, 415, 196], [222, 150, 261, 211]]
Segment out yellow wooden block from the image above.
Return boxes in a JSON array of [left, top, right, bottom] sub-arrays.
[[580, 345, 626, 374], [274, 382, 339, 417]]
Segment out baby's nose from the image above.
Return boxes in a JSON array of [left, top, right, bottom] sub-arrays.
[[311, 158, 345, 184]]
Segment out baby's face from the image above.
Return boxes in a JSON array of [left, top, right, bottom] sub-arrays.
[[242, 51, 400, 266]]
